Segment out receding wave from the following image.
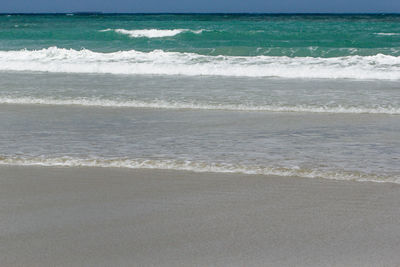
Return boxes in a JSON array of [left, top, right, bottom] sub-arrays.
[[1, 47, 400, 80], [1, 96, 399, 114], [100, 28, 203, 38], [0, 156, 397, 183]]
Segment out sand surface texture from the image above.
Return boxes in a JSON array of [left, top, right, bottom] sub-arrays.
[[1, 166, 400, 266]]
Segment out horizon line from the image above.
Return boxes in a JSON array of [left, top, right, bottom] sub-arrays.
[[1, 12, 400, 15]]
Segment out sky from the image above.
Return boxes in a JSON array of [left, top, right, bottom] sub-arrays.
[[1, 0, 399, 13]]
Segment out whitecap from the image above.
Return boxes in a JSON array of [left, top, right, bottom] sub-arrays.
[[100, 28, 203, 38], [375, 33, 400, 36]]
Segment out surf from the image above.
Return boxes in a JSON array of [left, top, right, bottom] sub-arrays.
[[1, 96, 399, 115], [0, 47, 399, 80], [0, 155, 397, 184]]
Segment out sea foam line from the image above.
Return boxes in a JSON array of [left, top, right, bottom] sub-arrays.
[[0, 47, 400, 80], [1, 96, 399, 114], [100, 28, 203, 38], [0, 156, 397, 184]]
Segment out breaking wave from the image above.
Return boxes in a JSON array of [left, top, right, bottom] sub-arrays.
[[100, 28, 203, 38], [0, 47, 399, 80], [0, 156, 397, 183], [1, 96, 399, 114]]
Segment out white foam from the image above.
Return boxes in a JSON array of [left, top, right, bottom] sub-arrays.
[[100, 28, 203, 38], [0, 156, 397, 183], [1, 96, 399, 114], [0, 47, 399, 80]]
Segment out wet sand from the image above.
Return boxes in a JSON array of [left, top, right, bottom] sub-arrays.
[[1, 166, 400, 266]]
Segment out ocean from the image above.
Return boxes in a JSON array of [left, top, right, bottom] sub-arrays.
[[0, 14, 399, 183]]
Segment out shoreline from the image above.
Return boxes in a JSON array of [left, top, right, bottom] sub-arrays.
[[0, 161, 397, 185], [1, 165, 400, 266]]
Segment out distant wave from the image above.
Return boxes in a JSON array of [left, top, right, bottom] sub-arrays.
[[100, 28, 203, 38], [375, 33, 400, 36], [1, 47, 400, 80], [1, 96, 399, 114]]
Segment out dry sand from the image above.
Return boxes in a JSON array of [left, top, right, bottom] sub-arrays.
[[1, 166, 400, 266]]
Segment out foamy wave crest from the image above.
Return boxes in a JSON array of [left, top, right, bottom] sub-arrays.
[[100, 28, 203, 38], [0, 156, 397, 183], [1, 47, 400, 80], [1, 96, 400, 114]]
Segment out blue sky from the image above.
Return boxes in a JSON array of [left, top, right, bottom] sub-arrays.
[[1, 0, 399, 13]]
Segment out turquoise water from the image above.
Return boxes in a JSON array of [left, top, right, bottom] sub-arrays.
[[1, 14, 400, 56], [1, 14, 400, 79], [0, 14, 399, 183]]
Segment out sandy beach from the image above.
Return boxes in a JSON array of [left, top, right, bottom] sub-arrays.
[[1, 166, 399, 266], [2, 11, 400, 267]]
